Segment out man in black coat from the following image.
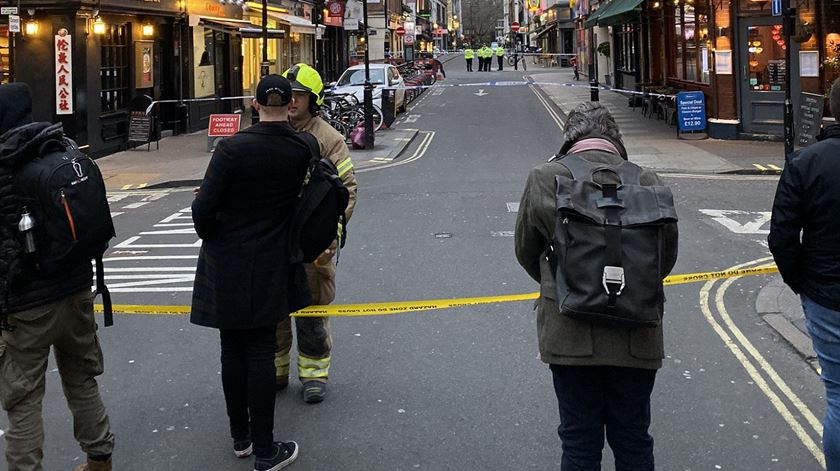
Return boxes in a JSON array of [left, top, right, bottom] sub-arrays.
[[191, 75, 309, 471], [769, 77, 840, 469], [0, 83, 115, 471]]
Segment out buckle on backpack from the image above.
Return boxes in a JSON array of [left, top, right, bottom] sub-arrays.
[[602, 266, 625, 296]]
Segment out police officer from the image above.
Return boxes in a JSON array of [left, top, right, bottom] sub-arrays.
[[464, 46, 474, 72], [279, 63, 358, 403], [478, 45, 486, 71], [496, 45, 505, 71]]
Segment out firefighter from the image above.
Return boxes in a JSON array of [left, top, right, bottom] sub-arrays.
[[496, 45, 505, 71], [464, 46, 474, 72], [278, 63, 358, 403]]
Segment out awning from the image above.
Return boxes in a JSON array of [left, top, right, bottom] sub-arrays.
[[583, 5, 605, 28], [595, 0, 644, 26], [536, 23, 558, 38], [267, 12, 317, 34], [197, 17, 286, 39]]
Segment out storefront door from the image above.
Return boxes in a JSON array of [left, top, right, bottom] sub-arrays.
[[738, 16, 799, 135]]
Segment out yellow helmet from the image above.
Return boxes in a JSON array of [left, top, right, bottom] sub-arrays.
[[282, 63, 325, 106]]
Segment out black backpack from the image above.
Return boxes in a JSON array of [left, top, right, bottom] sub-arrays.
[[13, 138, 115, 325], [550, 154, 677, 327], [288, 132, 350, 264]]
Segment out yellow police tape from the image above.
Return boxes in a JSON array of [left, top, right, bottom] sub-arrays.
[[94, 265, 779, 318]]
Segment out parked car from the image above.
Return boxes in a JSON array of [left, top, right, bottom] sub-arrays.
[[328, 64, 407, 112]]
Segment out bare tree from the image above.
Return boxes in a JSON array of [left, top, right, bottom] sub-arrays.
[[462, 0, 502, 45]]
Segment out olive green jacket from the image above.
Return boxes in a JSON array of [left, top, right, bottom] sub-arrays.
[[514, 150, 679, 369]]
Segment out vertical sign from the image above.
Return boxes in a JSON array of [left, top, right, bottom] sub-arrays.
[[676, 91, 707, 132], [771, 0, 782, 16], [795, 92, 825, 148], [8, 15, 20, 33], [55, 29, 73, 115]]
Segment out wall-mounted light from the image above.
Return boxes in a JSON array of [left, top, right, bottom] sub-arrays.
[[93, 17, 106, 35], [142, 23, 154, 37], [25, 18, 39, 36]]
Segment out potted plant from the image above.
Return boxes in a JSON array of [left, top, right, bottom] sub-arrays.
[[598, 41, 611, 86]]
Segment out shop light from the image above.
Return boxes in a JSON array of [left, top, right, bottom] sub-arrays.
[[25, 18, 39, 36], [93, 17, 106, 35], [243, 1, 288, 13], [653, 1, 661, 7], [142, 23, 154, 37]]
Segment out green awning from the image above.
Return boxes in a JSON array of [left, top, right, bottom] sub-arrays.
[[583, 6, 605, 28], [596, 0, 644, 26]]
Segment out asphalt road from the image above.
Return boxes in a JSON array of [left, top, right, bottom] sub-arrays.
[[0, 66, 827, 471]]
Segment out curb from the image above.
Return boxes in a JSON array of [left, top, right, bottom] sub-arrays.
[[756, 276, 818, 367]]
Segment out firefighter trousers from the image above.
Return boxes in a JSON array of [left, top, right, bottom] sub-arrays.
[[275, 262, 335, 384]]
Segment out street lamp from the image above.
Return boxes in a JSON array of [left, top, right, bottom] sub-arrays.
[[362, 0, 374, 148]]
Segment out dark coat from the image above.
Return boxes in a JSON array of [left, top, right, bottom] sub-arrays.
[[515, 141, 679, 369], [0, 84, 92, 315], [190, 121, 311, 330], [769, 123, 840, 311]]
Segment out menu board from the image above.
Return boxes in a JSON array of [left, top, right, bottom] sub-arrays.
[[128, 112, 152, 144], [768, 60, 786, 85], [795, 92, 825, 148]]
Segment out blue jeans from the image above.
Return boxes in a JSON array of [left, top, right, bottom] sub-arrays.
[[802, 294, 840, 470], [550, 365, 657, 471]]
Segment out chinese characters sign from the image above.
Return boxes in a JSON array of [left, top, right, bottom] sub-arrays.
[[55, 29, 73, 115]]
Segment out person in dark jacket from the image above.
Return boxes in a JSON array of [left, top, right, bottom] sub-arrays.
[[515, 102, 678, 470], [769, 77, 840, 470], [0, 83, 115, 471], [191, 75, 309, 471]]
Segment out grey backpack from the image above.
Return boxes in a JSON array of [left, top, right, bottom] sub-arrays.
[[550, 154, 678, 327]]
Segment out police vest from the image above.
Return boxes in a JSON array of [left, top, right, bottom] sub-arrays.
[[465, 49, 474, 59], [496, 48, 504, 56]]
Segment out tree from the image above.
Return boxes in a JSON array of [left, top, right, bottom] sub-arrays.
[[462, 0, 502, 45]]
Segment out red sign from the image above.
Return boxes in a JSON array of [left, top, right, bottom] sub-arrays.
[[511, 22, 520, 32], [327, 0, 344, 17], [208, 114, 241, 137], [395, 26, 405, 36]]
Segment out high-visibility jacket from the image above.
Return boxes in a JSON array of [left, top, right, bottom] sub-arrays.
[[464, 48, 474, 59], [496, 47, 504, 57], [481, 47, 491, 58]]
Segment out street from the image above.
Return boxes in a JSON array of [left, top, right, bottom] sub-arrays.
[[0, 65, 826, 471]]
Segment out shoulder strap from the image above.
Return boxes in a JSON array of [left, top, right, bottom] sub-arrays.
[[558, 154, 644, 186], [94, 256, 113, 327], [557, 153, 594, 181], [296, 131, 321, 163]]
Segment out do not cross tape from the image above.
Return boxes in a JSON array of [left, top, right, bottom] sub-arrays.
[[94, 265, 780, 318]]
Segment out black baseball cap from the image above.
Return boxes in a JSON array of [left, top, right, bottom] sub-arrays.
[[255, 74, 292, 106]]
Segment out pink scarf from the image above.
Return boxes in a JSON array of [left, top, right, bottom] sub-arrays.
[[566, 138, 621, 156]]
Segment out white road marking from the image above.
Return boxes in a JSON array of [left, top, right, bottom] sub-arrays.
[[103, 255, 198, 262], [404, 114, 421, 123], [114, 236, 201, 249], [491, 231, 514, 237], [474, 89, 488, 97], [139, 228, 197, 235], [357, 132, 435, 174], [122, 202, 149, 209], [110, 212, 125, 218], [506, 202, 519, 213], [699, 209, 771, 234]]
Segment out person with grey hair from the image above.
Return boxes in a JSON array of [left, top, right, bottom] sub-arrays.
[[769, 77, 840, 470], [514, 102, 678, 470]]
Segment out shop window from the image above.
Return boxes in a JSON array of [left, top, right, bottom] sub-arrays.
[[1, 23, 10, 84], [193, 26, 216, 98], [669, 1, 711, 83], [824, 4, 840, 92], [100, 23, 130, 114], [615, 24, 636, 73]]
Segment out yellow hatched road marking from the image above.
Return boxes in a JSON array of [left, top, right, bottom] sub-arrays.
[[95, 266, 780, 317], [767, 164, 782, 171], [753, 164, 768, 171]]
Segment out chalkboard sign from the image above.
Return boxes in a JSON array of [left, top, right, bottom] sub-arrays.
[[795, 92, 825, 148], [128, 111, 152, 144]]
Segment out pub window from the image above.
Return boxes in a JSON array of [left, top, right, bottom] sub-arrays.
[[670, 1, 711, 83], [615, 24, 636, 73], [100, 23, 130, 113]]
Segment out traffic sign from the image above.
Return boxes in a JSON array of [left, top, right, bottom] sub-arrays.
[[511, 22, 520, 32], [771, 0, 782, 16], [8, 14, 20, 33], [395, 26, 405, 36], [1, 7, 18, 15]]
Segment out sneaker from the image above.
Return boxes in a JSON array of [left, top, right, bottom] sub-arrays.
[[234, 439, 253, 458], [302, 381, 326, 404], [254, 441, 298, 471]]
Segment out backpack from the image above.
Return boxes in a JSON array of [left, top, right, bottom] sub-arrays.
[[288, 132, 350, 264], [12, 137, 116, 326], [549, 154, 677, 327]]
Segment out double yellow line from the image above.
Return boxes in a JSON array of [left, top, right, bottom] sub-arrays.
[[96, 265, 780, 317]]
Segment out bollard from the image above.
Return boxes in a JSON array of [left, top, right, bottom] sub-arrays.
[[381, 88, 397, 128]]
